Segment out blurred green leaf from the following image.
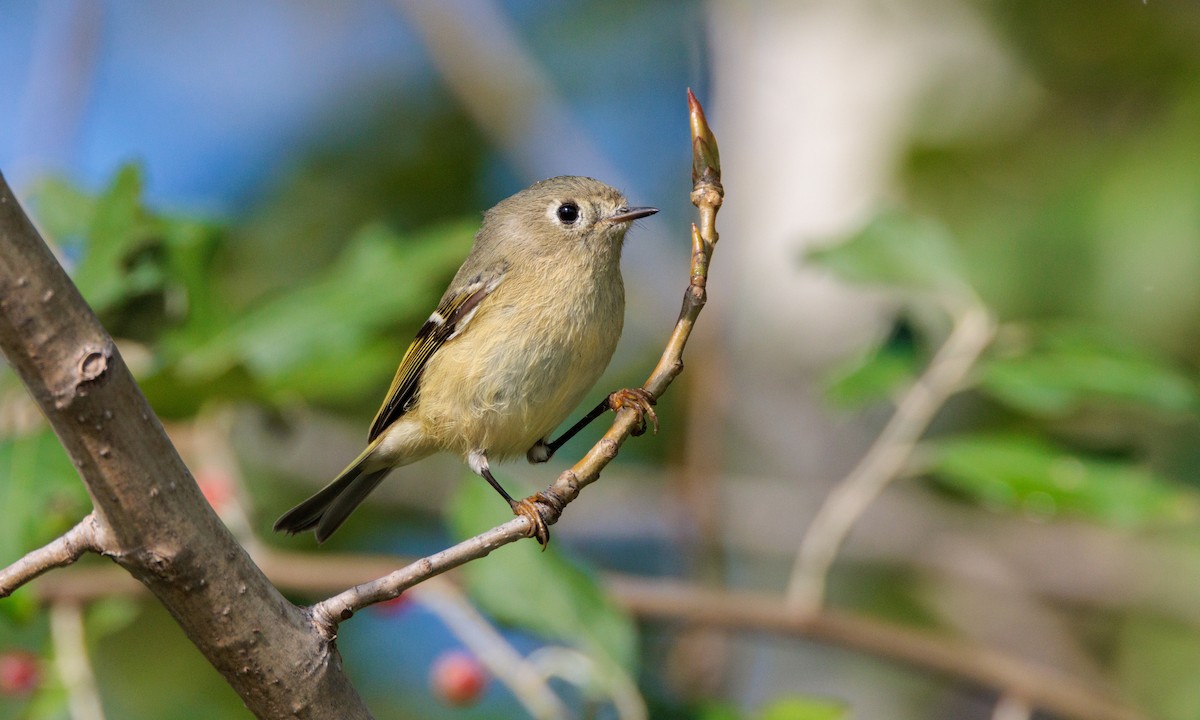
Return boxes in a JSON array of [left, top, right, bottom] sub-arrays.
[[826, 332, 919, 408], [34, 165, 230, 346], [93, 602, 247, 719], [449, 479, 638, 676], [86, 598, 142, 640], [24, 683, 69, 720], [173, 221, 472, 384], [1115, 615, 1200, 720], [0, 431, 91, 568], [760, 697, 847, 720], [225, 96, 485, 306], [695, 702, 742, 720], [143, 220, 473, 415], [31, 177, 96, 245], [0, 590, 37, 625], [60, 166, 158, 312], [807, 209, 969, 293], [157, 215, 230, 340], [980, 325, 1197, 416], [927, 434, 1198, 527]]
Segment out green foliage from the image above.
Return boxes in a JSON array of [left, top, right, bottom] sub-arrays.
[[1115, 615, 1200, 720], [695, 702, 742, 720], [759, 697, 847, 720], [29, 166, 476, 419], [449, 479, 639, 677], [807, 209, 969, 295], [819, 202, 1200, 537], [825, 323, 921, 408], [226, 94, 486, 306], [166, 220, 474, 409], [694, 698, 847, 720], [0, 430, 91, 570], [928, 434, 1197, 527], [35, 167, 227, 343], [91, 603, 247, 719], [979, 325, 1198, 416]]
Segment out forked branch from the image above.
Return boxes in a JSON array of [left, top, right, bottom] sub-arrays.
[[0, 514, 105, 598]]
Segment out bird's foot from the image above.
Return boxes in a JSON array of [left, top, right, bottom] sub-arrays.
[[511, 491, 560, 548], [608, 387, 658, 436]]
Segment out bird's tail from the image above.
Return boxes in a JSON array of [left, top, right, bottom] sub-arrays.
[[273, 444, 390, 543]]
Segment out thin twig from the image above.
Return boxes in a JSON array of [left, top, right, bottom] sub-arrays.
[[787, 301, 996, 614], [0, 513, 105, 597], [50, 601, 107, 720], [310, 89, 723, 635]]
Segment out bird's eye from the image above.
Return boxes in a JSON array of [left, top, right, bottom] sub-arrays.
[[556, 202, 580, 225]]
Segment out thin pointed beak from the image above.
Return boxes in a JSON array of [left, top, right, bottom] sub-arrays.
[[608, 206, 659, 224]]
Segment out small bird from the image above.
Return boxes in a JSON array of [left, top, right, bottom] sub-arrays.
[[274, 176, 658, 544]]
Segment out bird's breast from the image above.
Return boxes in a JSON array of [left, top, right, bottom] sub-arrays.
[[414, 263, 624, 459]]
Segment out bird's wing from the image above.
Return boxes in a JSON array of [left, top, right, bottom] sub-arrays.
[[367, 270, 504, 442]]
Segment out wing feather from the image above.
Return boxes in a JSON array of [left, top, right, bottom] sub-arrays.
[[367, 273, 500, 441]]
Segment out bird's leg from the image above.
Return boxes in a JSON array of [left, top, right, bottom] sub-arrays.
[[527, 388, 659, 464], [468, 449, 551, 546]]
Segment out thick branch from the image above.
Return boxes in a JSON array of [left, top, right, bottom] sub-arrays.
[[0, 513, 104, 597], [310, 90, 725, 632], [0, 173, 371, 719]]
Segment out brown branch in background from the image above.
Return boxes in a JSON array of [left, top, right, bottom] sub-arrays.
[[309, 89, 725, 634], [0, 171, 373, 719], [25, 556, 1146, 720], [787, 301, 996, 614], [0, 513, 105, 597], [611, 578, 1146, 720]]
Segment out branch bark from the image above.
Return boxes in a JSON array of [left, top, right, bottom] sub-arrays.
[[0, 173, 371, 718], [0, 513, 104, 597]]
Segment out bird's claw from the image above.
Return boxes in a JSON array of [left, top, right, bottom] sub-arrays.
[[608, 387, 658, 437], [511, 493, 554, 548]]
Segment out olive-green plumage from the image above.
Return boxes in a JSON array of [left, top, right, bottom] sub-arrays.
[[274, 176, 657, 542]]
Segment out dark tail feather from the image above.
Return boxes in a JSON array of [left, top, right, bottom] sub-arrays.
[[274, 456, 390, 542]]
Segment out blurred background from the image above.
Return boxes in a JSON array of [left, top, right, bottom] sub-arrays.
[[3, 1, 1200, 719]]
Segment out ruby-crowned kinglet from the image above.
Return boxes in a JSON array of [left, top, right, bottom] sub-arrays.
[[274, 176, 658, 544]]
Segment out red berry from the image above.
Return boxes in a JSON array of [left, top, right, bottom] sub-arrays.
[[372, 593, 412, 616], [195, 468, 234, 513], [0, 650, 40, 697], [430, 650, 488, 707]]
